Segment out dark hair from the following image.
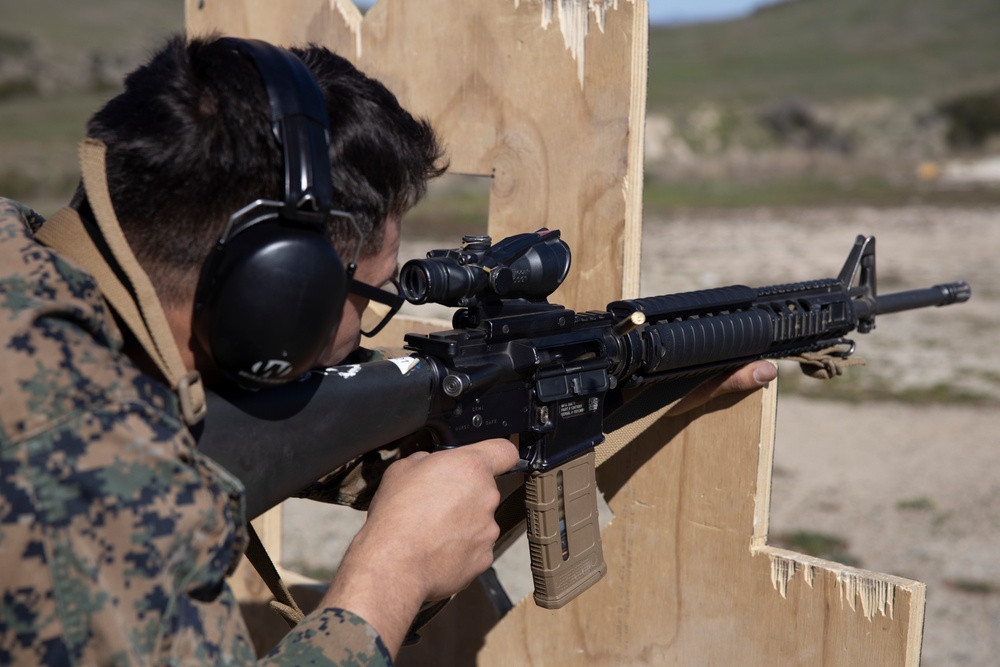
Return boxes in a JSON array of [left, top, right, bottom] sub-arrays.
[[85, 34, 446, 304]]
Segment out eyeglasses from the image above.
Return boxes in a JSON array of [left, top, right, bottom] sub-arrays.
[[328, 210, 403, 338], [350, 277, 405, 338], [318, 209, 402, 338]]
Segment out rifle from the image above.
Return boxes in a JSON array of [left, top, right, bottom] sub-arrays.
[[196, 229, 970, 609]]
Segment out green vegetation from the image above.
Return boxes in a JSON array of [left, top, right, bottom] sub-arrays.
[[647, 0, 1000, 111], [5, 0, 1000, 217], [0, 92, 111, 143], [643, 176, 1000, 213], [944, 579, 1000, 595], [939, 88, 1000, 149], [0, 2, 183, 215], [0, 92, 114, 216], [896, 497, 936, 512], [772, 530, 860, 566], [777, 368, 997, 407], [404, 174, 490, 239], [0, 2, 182, 56], [0, 33, 33, 57], [640, 0, 1000, 210], [0, 1, 991, 412]]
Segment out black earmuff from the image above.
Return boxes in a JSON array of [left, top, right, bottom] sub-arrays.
[[193, 38, 351, 388]]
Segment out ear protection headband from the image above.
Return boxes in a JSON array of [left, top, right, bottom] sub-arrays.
[[193, 38, 358, 388]]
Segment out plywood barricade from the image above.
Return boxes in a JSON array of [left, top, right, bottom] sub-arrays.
[[186, 1, 926, 664]]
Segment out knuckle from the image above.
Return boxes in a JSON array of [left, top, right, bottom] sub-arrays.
[[381, 460, 404, 480], [487, 521, 501, 546], [486, 485, 501, 509]]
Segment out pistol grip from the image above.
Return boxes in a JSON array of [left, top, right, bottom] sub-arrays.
[[524, 450, 607, 609]]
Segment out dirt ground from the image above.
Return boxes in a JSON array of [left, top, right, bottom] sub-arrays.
[[637, 205, 998, 667], [285, 205, 999, 666]]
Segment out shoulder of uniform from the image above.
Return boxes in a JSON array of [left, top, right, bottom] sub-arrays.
[[0, 197, 146, 444], [0, 197, 47, 235]]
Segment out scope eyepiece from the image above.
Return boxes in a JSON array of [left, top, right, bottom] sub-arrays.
[[400, 253, 486, 306], [398, 263, 430, 304]]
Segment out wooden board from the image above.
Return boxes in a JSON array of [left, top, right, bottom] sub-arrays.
[[187, 1, 927, 664], [188, 0, 647, 308], [475, 386, 925, 666]]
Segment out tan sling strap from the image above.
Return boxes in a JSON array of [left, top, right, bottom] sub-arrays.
[[34, 139, 307, 626], [33, 138, 206, 425], [787, 345, 867, 380], [245, 525, 306, 628]]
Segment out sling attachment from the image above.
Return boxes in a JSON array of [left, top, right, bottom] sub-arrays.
[[177, 371, 208, 426], [245, 525, 306, 629], [788, 344, 867, 380], [33, 139, 206, 426]]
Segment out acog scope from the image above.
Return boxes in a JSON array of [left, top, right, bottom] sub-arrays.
[[399, 228, 571, 308]]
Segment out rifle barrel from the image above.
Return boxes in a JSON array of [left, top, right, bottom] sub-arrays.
[[870, 281, 971, 316]]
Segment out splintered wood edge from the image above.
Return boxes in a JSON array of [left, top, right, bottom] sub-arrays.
[[751, 380, 926, 667]]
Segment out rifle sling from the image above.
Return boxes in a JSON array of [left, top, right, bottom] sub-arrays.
[[33, 139, 206, 425], [246, 525, 306, 629], [31, 141, 303, 623]]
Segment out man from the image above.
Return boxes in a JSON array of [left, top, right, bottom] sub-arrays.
[[0, 35, 774, 665]]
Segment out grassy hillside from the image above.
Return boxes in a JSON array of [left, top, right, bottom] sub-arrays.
[[1, 0, 182, 57], [642, 0, 1000, 210], [0, 0, 183, 214], [2, 0, 999, 217], [648, 0, 1000, 112]]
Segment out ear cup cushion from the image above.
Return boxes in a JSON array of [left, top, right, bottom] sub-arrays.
[[194, 222, 346, 386]]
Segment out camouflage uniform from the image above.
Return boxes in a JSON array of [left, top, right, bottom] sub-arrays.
[[0, 199, 391, 665]]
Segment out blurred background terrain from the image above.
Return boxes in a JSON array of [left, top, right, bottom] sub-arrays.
[[4, 1, 998, 665], [5, 0, 1000, 220]]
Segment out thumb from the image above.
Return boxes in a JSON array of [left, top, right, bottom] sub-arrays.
[[667, 361, 777, 416]]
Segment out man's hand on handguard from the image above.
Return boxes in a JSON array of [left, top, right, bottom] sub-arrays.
[[667, 360, 778, 417], [320, 438, 519, 658]]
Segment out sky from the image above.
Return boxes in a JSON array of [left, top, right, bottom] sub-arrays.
[[648, 0, 781, 25]]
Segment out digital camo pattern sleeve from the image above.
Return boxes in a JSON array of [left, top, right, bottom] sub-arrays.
[[0, 199, 390, 666]]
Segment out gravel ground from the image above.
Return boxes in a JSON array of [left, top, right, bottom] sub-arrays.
[[285, 205, 999, 666]]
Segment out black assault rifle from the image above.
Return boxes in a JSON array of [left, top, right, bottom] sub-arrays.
[[197, 229, 970, 609]]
